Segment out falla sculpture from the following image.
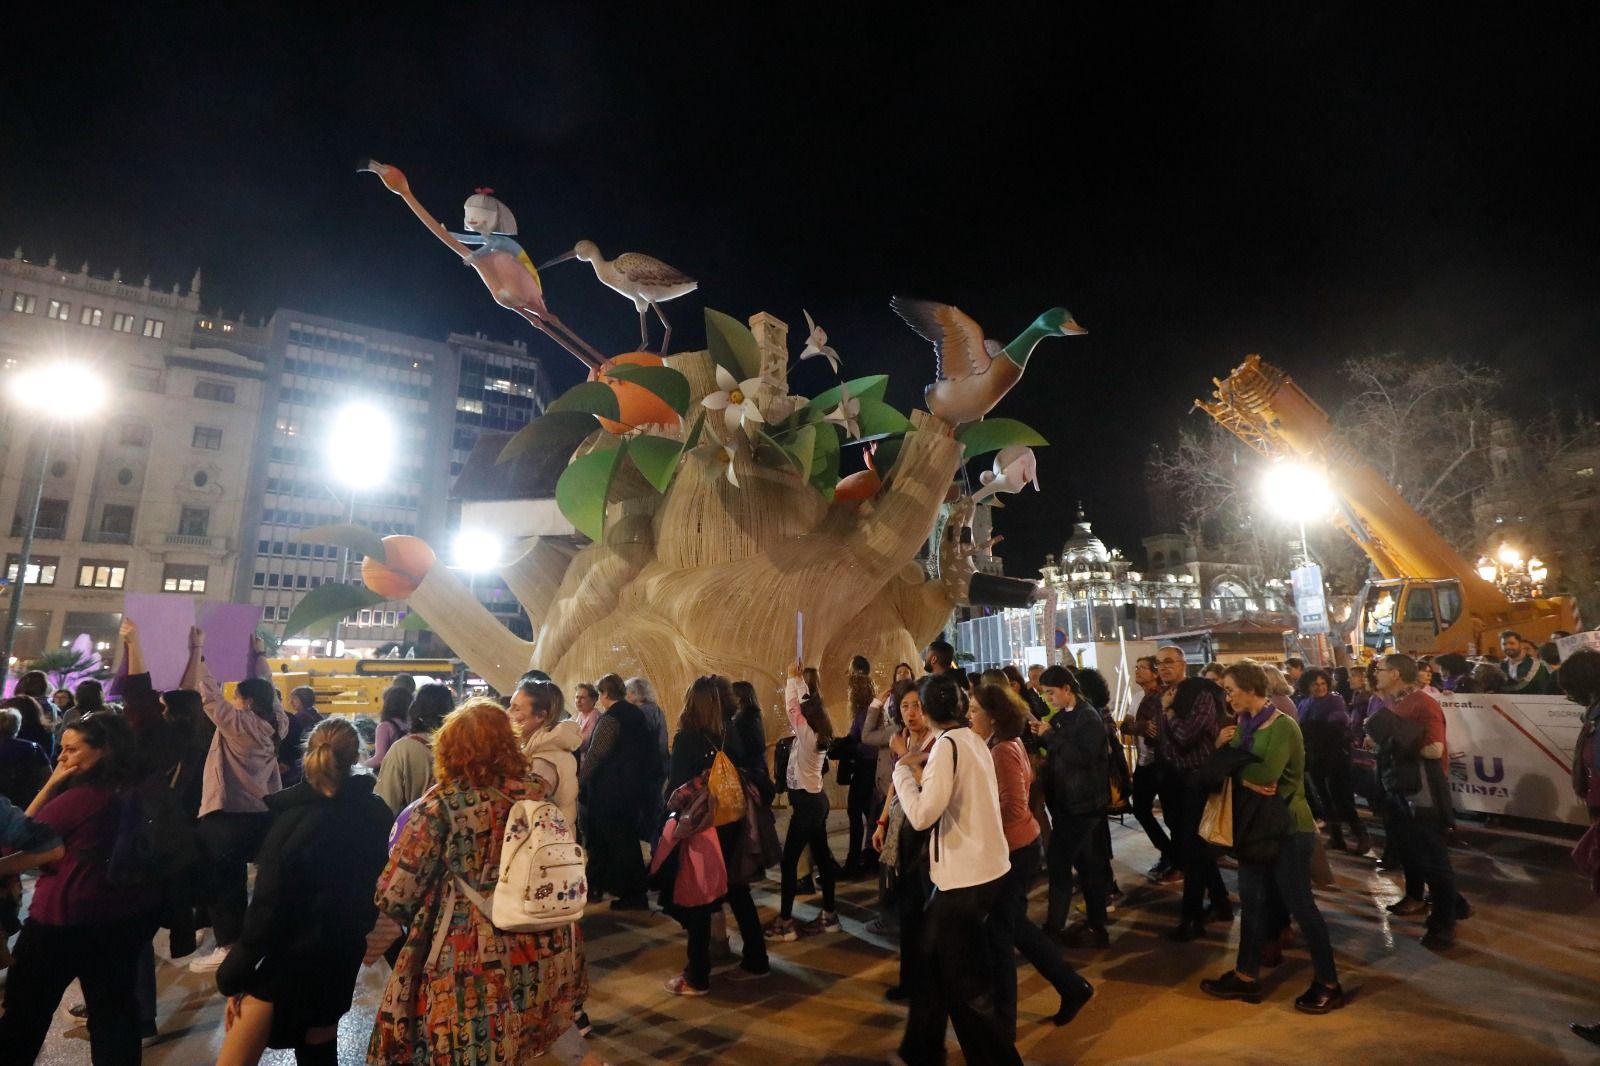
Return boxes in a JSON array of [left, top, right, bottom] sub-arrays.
[[300, 161, 1071, 725], [539, 240, 697, 354]]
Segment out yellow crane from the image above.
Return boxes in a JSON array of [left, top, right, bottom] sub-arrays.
[[1197, 355, 1580, 659]]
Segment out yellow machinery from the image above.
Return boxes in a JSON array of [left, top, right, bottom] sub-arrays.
[[1198, 355, 1580, 658], [260, 657, 464, 715]]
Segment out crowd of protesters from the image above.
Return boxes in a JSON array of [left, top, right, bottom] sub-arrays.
[[1, 618, 1598, 1063]]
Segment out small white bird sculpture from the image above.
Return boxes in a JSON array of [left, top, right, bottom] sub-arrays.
[[969, 445, 1040, 506]]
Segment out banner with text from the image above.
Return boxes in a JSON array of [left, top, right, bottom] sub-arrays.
[[1436, 692, 1587, 828], [1290, 564, 1329, 636]]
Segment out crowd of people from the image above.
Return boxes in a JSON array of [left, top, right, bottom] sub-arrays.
[[0, 618, 1597, 1063]]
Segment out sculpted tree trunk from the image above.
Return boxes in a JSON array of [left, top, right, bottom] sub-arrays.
[[401, 349, 976, 736]]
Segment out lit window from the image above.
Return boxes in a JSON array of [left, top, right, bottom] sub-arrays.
[[76, 561, 127, 589], [112, 312, 136, 333], [192, 425, 224, 450], [5, 555, 59, 586], [162, 564, 208, 593], [198, 318, 213, 329], [45, 299, 69, 321], [11, 293, 37, 314], [142, 318, 165, 338], [222, 323, 235, 333], [79, 306, 103, 327], [455, 397, 484, 414]]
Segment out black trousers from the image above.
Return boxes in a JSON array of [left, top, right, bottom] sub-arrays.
[[894, 861, 931, 993], [989, 841, 1084, 1041], [1045, 811, 1107, 932], [1389, 794, 1458, 935], [682, 880, 768, 989], [780, 789, 837, 918], [900, 876, 1021, 1066], [197, 810, 273, 947], [587, 806, 647, 900], [0, 912, 158, 1066], [844, 764, 878, 868], [1307, 751, 1361, 836], [1131, 761, 1173, 861], [1171, 775, 1230, 922]]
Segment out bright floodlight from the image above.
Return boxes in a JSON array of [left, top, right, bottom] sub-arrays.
[[1496, 543, 1521, 566], [1259, 461, 1335, 519], [327, 402, 394, 487], [453, 528, 504, 572], [1476, 558, 1499, 583], [13, 362, 107, 418]]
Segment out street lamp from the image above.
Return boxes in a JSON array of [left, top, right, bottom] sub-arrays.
[[2, 362, 107, 674], [326, 402, 395, 655], [452, 528, 505, 572], [1260, 460, 1335, 566]]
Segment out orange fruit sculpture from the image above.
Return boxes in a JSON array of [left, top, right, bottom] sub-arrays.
[[361, 535, 438, 599], [592, 351, 681, 434]]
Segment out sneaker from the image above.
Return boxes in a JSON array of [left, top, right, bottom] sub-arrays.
[[1158, 866, 1185, 885], [664, 974, 709, 997], [188, 945, 230, 974], [763, 918, 798, 942], [1145, 860, 1169, 882], [725, 963, 772, 982], [864, 917, 893, 936], [574, 1010, 594, 1037], [800, 911, 841, 935], [1199, 971, 1262, 1004]]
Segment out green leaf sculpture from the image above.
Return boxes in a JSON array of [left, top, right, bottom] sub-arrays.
[[809, 423, 842, 496], [854, 398, 913, 440], [807, 374, 890, 415], [956, 418, 1049, 459], [705, 308, 764, 379], [299, 523, 387, 563], [787, 423, 817, 483], [283, 584, 385, 639], [398, 612, 431, 632], [556, 443, 629, 541], [498, 410, 605, 464], [628, 435, 684, 493], [547, 381, 622, 420], [603, 364, 691, 416]]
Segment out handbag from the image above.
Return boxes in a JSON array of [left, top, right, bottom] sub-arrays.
[[707, 746, 747, 827], [673, 825, 729, 907], [1199, 777, 1234, 847]]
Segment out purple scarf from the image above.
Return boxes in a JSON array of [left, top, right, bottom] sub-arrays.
[[1234, 702, 1278, 753]]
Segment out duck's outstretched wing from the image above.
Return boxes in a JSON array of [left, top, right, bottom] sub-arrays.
[[891, 296, 992, 381]]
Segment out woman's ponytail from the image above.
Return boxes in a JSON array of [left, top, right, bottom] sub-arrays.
[[303, 717, 360, 795]]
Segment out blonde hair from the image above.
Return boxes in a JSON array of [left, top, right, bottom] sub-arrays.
[[1260, 663, 1293, 698], [303, 717, 361, 796]]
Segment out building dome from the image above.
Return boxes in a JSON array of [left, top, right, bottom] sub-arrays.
[[1061, 505, 1110, 566]]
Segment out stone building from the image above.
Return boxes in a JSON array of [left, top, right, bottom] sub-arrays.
[[0, 252, 263, 657]]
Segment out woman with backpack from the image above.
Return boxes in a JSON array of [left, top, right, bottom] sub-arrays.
[[662, 676, 771, 994], [215, 718, 393, 1066], [364, 698, 601, 1066], [364, 685, 413, 769], [870, 678, 936, 999], [375, 682, 455, 815], [764, 660, 841, 943], [509, 679, 581, 827], [890, 673, 1020, 1066], [0, 711, 161, 1065]]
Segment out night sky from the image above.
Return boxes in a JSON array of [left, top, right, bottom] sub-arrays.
[[6, 6, 1599, 575]]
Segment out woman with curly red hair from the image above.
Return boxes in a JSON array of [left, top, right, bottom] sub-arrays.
[[364, 699, 604, 1065]]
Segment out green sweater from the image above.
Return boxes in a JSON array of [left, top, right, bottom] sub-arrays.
[[1229, 713, 1316, 835]]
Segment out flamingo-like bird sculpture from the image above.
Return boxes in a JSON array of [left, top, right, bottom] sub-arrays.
[[540, 240, 697, 354], [359, 160, 608, 370]]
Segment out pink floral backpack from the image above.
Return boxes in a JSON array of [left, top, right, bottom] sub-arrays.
[[456, 791, 587, 932]]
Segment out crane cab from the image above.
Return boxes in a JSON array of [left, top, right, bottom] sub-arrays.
[[1353, 578, 1467, 660]]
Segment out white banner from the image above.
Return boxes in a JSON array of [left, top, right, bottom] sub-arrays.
[[1291, 564, 1329, 636], [1435, 692, 1587, 828]]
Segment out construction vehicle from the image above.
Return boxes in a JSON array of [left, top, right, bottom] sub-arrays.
[[261, 657, 469, 715], [1198, 355, 1580, 660]]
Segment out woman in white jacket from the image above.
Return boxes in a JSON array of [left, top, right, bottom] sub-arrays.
[[889, 673, 1020, 1066], [508, 680, 581, 827]]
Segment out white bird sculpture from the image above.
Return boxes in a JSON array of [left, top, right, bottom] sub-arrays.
[[540, 240, 697, 353], [969, 445, 1040, 506], [801, 309, 841, 373]]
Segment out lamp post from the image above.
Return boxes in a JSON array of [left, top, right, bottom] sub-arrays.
[[2, 362, 107, 675], [327, 402, 395, 656]]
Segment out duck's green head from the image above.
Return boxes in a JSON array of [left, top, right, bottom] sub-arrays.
[[1036, 308, 1088, 337]]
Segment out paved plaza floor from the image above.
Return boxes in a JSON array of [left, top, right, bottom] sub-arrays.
[[10, 811, 1598, 1064]]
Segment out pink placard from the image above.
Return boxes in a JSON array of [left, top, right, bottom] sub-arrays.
[[196, 602, 265, 685], [120, 593, 197, 690]]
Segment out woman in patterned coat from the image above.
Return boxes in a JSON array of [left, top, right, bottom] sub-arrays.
[[364, 698, 603, 1065]]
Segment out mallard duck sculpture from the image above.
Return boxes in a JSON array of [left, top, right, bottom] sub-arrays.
[[891, 297, 1085, 426]]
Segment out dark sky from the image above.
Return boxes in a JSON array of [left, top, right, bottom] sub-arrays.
[[6, 5, 1599, 574]]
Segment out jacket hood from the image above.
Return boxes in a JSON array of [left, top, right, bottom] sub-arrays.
[[525, 719, 582, 754], [266, 772, 378, 810]]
